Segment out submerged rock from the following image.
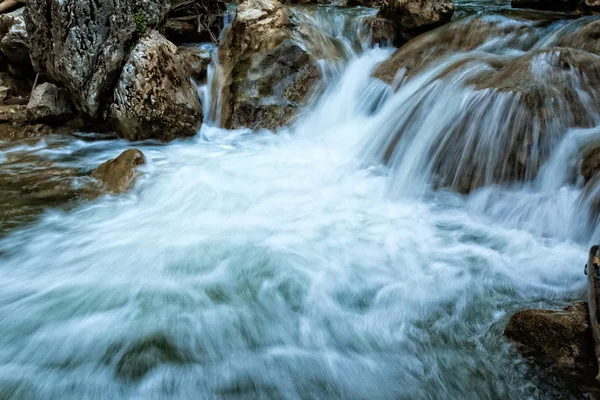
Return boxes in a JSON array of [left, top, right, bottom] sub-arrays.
[[218, 0, 320, 130], [91, 149, 145, 194], [26, 83, 74, 125], [25, 0, 171, 119], [505, 302, 595, 370], [110, 31, 203, 142], [378, 0, 454, 46], [113, 335, 186, 381]]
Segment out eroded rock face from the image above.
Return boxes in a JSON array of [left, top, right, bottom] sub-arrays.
[[110, 31, 203, 142], [91, 149, 145, 194], [582, 143, 600, 186], [505, 302, 596, 374], [25, 0, 171, 119], [0, 9, 30, 67], [378, 0, 454, 46], [218, 0, 320, 130], [26, 83, 74, 125]]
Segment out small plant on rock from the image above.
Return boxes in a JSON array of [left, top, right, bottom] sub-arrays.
[[134, 10, 147, 36]]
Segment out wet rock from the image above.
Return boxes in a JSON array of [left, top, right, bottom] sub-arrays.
[[178, 46, 212, 84], [511, 0, 579, 11], [25, 0, 171, 119], [0, 9, 30, 67], [378, 0, 454, 46], [553, 19, 600, 57], [583, 0, 600, 12], [91, 149, 145, 194], [373, 15, 525, 85], [582, 143, 600, 186], [218, 0, 320, 130], [505, 302, 597, 378], [360, 16, 396, 47], [26, 83, 74, 125], [114, 335, 186, 381], [110, 31, 203, 142]]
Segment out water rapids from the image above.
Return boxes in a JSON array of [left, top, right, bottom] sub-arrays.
[[0, 3, 598, 399]]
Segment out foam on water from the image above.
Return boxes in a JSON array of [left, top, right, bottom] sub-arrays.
[[0, 7, 598, 400]]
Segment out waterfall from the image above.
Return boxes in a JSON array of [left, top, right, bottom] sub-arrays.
[[1, 5, 600, 400]]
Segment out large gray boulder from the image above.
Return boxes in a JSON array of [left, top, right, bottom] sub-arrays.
[[26, 83, 74, 124], [109, 31, 203, 142], [218, 0, 320, 130], [24, 0, 171, 119], [378, 0, 454, 46]]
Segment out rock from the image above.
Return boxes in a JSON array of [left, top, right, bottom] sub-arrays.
[[584, 0, 600, 12], [218, 0, 320, 130], [91, 149, 145, 194], [0, 104, 26, 123], [0, 8, 30, 67], [373, 15, 515, 85], [378, 0, 454, 46], [0, 72, 30, 104], [360, 16, 396, 47], [109, 31, 203, 142], [113, 335, 186, 381], [582, 143, 600, 186], [25, 0, 171, 119], [26, 83, 74, 125], [178, 46, 212, 83], [504, 302, 597, 380], [0, 122, 52, 141], [511, 0, 578, 11], [552, 19, 600, 57]]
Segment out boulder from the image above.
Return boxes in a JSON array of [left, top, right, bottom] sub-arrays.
[[0, 8, 30, 67], [218, 0, 320, 130], [178, 46, 212, 83], [26, 83, 74, 124], [377, 0, 454, 46], [511, 0, 578, 11], [24, 0, 171, 119], [360, 16, 396, 47], [109, 31, 203, 142], [504, 302, 597, 378], [91, 149, 145, 194]]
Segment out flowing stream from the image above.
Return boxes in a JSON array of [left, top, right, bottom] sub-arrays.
[[0, 3, 598, 399]]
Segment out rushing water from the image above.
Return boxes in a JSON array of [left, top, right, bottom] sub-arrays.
[[0, 3, 598, 400]]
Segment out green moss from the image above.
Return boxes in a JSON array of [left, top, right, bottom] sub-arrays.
[[134, 10, 148, 37]]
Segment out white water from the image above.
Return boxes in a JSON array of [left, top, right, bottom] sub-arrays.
[[0, 7, 598, 400]]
